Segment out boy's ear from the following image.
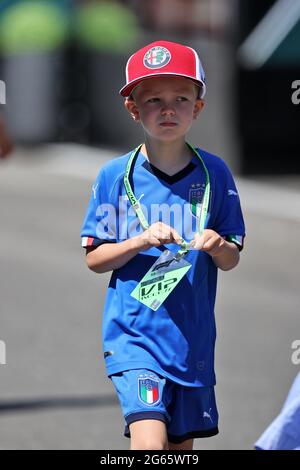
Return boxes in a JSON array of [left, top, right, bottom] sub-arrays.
[[124, 98, 140, 122], [193, 99, 205, 120]]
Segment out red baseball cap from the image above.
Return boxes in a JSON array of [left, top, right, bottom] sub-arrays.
[[119, 40, 206, 98]]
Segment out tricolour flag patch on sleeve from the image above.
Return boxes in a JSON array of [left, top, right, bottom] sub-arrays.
[[225, 234, 244, 251], [81, 236, 96, 247]]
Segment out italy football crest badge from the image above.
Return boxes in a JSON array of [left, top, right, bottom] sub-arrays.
[[189, 182, 206, 217], [138, 374, 160, 406]]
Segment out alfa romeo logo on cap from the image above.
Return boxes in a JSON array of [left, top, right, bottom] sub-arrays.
[[144, 46, 171, 69]]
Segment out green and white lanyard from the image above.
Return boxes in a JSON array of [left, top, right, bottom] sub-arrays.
[[125, 143, 211, 311], [124, 142, 211, 259]]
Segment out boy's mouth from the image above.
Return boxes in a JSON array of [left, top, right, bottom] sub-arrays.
[[159, 122, 177, 127]]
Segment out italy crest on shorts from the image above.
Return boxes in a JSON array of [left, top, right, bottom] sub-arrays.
[[143, 46, 171, 69], [138, 375, 160, 406]]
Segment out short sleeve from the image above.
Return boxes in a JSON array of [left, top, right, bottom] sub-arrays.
[[211, 161, 246, 251], [80, 168, 118, 248]]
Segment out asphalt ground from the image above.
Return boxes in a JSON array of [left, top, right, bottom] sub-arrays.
[[0, 144, 299, 449]]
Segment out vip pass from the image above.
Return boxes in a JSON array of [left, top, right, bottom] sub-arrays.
[[124, 143, 210, 310], [130, 249, 192, 311]]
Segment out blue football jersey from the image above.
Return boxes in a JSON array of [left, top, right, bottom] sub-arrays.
[[80, 147, 245, 387]]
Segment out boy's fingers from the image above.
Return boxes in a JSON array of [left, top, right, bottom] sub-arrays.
[[157, 229, 172, 240], [154, 225, 181, 244], [170, 228, 184, 244], [190, 234, 204, 250]]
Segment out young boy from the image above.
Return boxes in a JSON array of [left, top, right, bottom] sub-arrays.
[[80, 40, 245, 450]]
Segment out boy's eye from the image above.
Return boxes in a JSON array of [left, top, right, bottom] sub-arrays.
[[146, 96, 188, 103]]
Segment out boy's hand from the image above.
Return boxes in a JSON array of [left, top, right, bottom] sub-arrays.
[[190, 229, 226, 257], [134, 222, 183, 251]]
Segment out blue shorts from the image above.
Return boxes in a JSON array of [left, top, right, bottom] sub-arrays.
[[110, 368, 219, 444]]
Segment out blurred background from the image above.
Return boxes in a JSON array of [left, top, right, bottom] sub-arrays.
[[0, 0, 299, 450]]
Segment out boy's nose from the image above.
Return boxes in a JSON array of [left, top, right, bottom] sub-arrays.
[[161, 105, 175, 116]]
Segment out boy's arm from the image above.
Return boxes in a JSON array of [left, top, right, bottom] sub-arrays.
[[86, 236, 143, 274], [190, 230, 240, 271], [86, 221, 183, 274], [211, 240, 240, 271]]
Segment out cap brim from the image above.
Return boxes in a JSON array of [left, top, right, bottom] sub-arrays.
[[119, 73, 206, 98]]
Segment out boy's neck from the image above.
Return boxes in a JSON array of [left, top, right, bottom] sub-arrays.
[[141, 139, 193, 176]]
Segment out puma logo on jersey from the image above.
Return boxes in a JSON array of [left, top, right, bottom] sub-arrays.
[[228, 189, 238, 196]]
